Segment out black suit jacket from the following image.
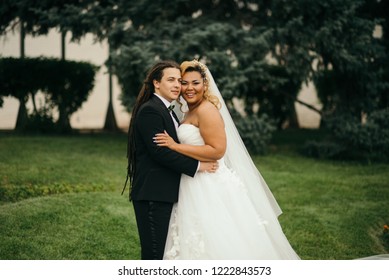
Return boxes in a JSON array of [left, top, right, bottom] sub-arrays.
[[130, 95, 198, 203]]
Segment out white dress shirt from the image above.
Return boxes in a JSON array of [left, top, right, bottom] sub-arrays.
[[153, 93, 179, 129]]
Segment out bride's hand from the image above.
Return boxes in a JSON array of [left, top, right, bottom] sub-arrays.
[[154, 130, 177, 148]]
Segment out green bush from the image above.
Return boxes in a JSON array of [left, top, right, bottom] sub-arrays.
[[330, 109, 389, 157], [44, 59, 98, 132], [302, 108, 389, 161], [24, 106, 57, 134], [234, 113, 276, 154], [0, 57, 98, 133], [301, 140, 346, 159], [0, 182, 105, 203]]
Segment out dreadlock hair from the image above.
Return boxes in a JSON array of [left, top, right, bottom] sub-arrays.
[[122, 60, 181, 196]]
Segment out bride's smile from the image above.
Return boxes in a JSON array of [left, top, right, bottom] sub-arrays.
[[180, 71, 205, 106]]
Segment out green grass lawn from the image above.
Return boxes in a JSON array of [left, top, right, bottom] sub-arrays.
[[0, 130, 388, 259]]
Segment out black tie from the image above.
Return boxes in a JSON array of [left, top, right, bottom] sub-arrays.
[[170, 110, 180, 127]]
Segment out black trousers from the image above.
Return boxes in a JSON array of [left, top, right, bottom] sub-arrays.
[[132, 200, 173, 260]]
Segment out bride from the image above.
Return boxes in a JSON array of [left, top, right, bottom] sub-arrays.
[[154, 59, 300, 260]]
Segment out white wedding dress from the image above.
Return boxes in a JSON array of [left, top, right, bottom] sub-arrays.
[[163, 123, 300, 260]]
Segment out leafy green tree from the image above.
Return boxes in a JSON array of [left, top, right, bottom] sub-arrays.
[[267, 0, 386, 120], [109, 0, 385, 130], [110, 0, 279, 119], [39, 0, 136, 131], [0, 0, 88, 129], [296, 0, 389, 161], [1, 0, 386, 133], [0, 57, 97, 133], [0, 0, 122, 131], [364, 0, 389, 110]]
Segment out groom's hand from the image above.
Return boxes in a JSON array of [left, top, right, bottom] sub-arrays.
[[199, 161, 219, 173]]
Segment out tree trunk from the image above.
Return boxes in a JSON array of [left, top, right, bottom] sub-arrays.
[[280, 91, 322, 129], [15, 21, 27, 131], [288, 101, 300, 129], [103, 44, 118, 131], [30, 92, 38, 114], [104, 99, 118, 131], [294, 98, 322, 116], [15, 98, 28, 131], [61, 31, 66, 60], [20, 20, 25, 58], [57, 108, 72, 133]]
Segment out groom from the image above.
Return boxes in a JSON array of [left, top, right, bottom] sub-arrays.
[[124, 60, 216, 260]]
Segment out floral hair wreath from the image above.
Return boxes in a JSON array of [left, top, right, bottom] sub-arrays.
[[192, 59, 208, 73], [181, 59, 208, 79]]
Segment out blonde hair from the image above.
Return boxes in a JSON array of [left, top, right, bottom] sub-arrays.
[[180, 60, 221, 110]]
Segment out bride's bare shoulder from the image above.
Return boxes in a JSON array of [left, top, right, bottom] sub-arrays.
[[199, 100, 219, 112], [198, 100, 223, 122]]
